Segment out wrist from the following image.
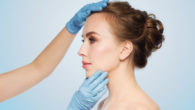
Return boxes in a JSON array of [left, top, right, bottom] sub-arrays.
[[65, 21, 79, 34], [64, 26, 77, 37], [68, 91, 89, 110]]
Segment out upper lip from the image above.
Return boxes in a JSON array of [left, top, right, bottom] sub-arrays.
[[82, 61, 91, 65]]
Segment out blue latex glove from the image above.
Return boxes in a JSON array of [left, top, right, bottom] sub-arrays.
[[67, 70, 109, 110], [65, 0, 109, 34]]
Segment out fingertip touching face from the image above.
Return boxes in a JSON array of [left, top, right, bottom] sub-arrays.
[[78, 13, 122, 78]]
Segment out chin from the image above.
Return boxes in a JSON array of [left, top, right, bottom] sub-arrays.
[[85, 70, 96, 78], [86, 72, 92, 78]]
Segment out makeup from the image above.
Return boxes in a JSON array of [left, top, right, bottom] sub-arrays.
[[82, 61, 91, 69]]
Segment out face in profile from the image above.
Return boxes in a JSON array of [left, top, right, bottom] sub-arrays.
[[78, 13, 122, 77]]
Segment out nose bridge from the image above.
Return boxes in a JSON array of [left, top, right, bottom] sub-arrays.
[[78, 42, 88, 56]]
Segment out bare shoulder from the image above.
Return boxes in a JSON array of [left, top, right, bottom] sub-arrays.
[[116, 98, 160, 110], [127, 102, 160, 110]]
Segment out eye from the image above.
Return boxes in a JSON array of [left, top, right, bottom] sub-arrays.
[[81, 36, 96, 44], [89, 37, 96, 43]]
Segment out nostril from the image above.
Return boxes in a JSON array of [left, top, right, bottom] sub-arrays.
[[78, 50, 82, 56], [78, 45, 87, 56], [78, 49, 84, 56]]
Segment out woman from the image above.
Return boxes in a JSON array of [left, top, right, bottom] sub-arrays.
[[0, 0, 109, 109], [78, 1, 164, 110]]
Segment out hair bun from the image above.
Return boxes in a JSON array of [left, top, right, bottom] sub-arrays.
[[144, 13, 165, 57], [146, 14, 164, 34]]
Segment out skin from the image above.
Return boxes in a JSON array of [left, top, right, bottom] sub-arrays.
[[78, 13, 160, 110], [0, 27, 76, 102], [78, 13, 121, 78]]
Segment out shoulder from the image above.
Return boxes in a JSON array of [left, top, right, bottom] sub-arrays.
[[114, 99, 160, 110], [127, 102, 160, 110], [129, 104, 151, 110]]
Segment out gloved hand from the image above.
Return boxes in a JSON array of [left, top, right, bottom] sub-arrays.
[[65, 0, 109, 34], [67, 70, 109, 110]]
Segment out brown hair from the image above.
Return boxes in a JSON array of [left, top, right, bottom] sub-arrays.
[[91, 1, 165, 68]]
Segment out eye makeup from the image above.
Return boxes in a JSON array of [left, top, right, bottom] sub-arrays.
[[81, 36, 96, 44]]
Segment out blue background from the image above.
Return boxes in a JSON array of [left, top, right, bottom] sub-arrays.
[[0, 0, 194, 109]]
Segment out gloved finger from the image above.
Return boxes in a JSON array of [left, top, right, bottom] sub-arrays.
[[95, 3, 107, 9], [89, 79, 108, 97], [102, 0, 109, 2], [89, 72, 108, 90], [85, 0, 109, 12], [80, 77, 89, 87], [78, 0, 109, 20], [86, 70, 102, 85], [96, 0, 108, 7], [92, 78, 109, 93], [93, 0, 109, 9], [85, 3, 104, 12], [98, 0, 109, 4], [94, 86, 107, 100], [102, 0, 109, 5]]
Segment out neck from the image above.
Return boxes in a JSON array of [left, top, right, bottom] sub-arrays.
[[106, 60, 140, 101]]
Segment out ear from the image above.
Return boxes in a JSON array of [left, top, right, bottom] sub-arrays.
[[119, 41, 133, 61]]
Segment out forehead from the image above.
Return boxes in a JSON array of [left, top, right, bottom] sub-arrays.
[[82, 13, 121, 45], [82, 13, 113, 38]]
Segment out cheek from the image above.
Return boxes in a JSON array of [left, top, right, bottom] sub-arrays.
[[89, 44, 119, 73]]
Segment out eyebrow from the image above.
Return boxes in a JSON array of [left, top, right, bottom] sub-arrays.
[[82, 31, 101, 38]]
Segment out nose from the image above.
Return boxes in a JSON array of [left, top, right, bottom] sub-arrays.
[[78, 43, 87, 57]]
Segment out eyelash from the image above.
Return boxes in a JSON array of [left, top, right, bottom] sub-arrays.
[[82, 37, 96, 44]]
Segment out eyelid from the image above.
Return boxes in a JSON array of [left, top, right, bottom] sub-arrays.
[[81, 36, 96, 43], [89, 35, 95, 39]]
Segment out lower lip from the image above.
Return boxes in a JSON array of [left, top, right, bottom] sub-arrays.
[[82, 64, 91, 68]]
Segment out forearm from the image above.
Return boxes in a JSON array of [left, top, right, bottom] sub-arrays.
[[0, 27, 76, 102], [0, 63, 41, 102], [32, 27, 76, 77], [0, 0, 108, 103]]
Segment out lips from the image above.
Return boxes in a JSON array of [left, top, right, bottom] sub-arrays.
[[82, 61, 91, 65], [82, 61, 91, 69]]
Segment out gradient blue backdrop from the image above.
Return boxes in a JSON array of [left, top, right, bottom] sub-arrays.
[[0, 0, 194, 110]]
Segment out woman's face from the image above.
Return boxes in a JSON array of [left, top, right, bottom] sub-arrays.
[[78, 13, 121, 77]]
